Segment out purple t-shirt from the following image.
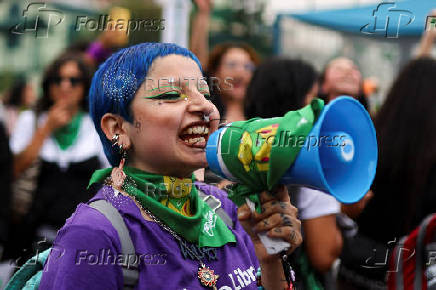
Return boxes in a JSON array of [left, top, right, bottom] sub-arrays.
[[40, 183, 260, 289]]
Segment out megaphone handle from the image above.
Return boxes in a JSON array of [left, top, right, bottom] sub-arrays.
[[245, 198, 291, 255]]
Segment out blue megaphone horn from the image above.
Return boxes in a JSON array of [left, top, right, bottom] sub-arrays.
[[279, 96, 377, 203], [206, 96, 378, 203]]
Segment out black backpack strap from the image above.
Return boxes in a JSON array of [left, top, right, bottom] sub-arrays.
[[197, 188, 234, 229], [89, 200, 139, 289]]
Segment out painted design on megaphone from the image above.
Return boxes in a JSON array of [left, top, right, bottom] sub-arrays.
[[238, 124, 280, 173]]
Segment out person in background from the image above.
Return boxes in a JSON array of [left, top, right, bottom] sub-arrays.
[[190, 0, 260, 123], [245, 58, 318, 117], [0, 120, 12, 259], [319, 56, 374, 222], [244, 58, 343, 288], [4, 53, 108, 262], [190, 0, 260, 182], [339, 57, 436, 289], [84, 6, 130, 67], [1, 78, 36, 136], [319, 57, 369, 111], [417, 10, 436, 58]]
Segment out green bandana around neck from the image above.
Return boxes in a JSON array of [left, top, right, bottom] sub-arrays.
[[53, 112, 84, 150], [88, 167, 236, 248]]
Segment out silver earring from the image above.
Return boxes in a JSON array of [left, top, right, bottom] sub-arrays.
[[203, 114, 210, 122], [111, 134, 119, 146], [111, 134, 128, 159]]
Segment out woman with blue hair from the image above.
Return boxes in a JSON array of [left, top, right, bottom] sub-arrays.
[[39, 43, 302, 289]]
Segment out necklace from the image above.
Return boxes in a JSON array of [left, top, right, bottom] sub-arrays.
[[138, 200, 220, 289], [109, 182, 220, 289]]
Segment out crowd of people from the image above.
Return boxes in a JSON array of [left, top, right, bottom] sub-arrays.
[[0, 2, 435, 289]]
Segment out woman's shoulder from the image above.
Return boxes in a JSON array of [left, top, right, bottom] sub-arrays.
[[9, 110, 45, 154], [41, 199, 124, 289], [12, 110, 36, 131], [54, 201, 121, 250]]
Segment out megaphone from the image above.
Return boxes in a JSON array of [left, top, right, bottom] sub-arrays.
[[206, 96, 377, 204]]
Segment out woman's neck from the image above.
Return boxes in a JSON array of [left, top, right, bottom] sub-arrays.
[[223, 99, 245, 123], [70, 106, 80, 116], [126, 159, 194, 179]]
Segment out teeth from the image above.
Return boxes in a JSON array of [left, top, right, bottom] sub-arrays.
[[183, 136, 206, 145], [193, 126, 203, 134], [182, 125, 208, 135]]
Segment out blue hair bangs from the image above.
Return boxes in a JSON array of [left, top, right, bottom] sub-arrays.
[[89, 42, 202, 167]]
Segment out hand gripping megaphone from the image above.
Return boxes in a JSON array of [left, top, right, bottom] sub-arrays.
[[205, 97, 377, 253]]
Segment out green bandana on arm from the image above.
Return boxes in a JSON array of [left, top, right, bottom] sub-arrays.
[[53, 112, 84, 150], [88, 167, 236, 247]]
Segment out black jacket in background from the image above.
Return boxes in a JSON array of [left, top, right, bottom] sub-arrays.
[[0, 122, 12, 246]]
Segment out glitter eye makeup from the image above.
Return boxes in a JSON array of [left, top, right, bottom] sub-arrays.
[[144, 85, 209, 102], [145, 85, 185, 101], [146, 91, 183, 100]]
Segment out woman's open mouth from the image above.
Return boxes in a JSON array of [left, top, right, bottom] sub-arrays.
[[179, 121, 210, 148]]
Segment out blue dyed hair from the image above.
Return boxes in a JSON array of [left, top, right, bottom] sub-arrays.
[[89, 42, 202, 166]]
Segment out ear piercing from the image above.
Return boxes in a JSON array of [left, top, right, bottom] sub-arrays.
[[111, 134, 128, 159], [111, 134, 119, 145], [110, 133, 128, 188]]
